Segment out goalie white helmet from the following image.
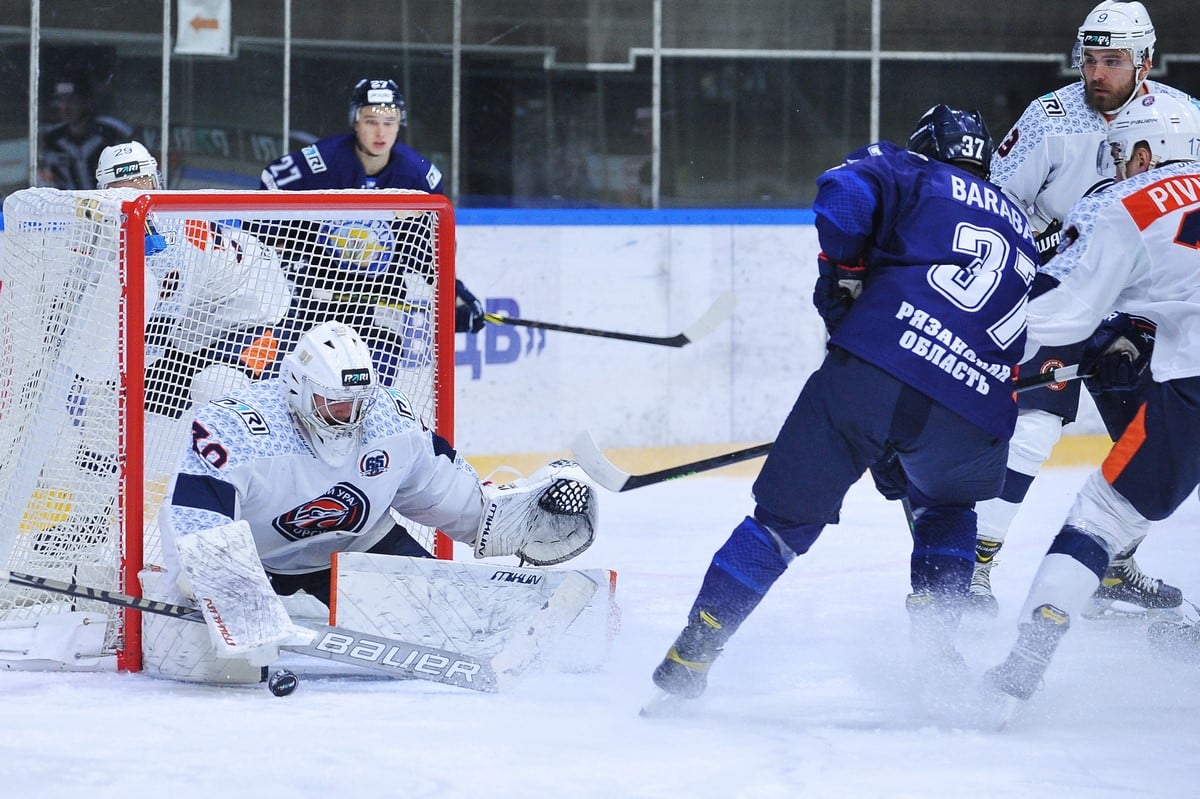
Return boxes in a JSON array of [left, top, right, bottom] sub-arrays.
[[280, 322, 378, 465], [96, 141, 161, 189], [1107, 94, 1200, 178]]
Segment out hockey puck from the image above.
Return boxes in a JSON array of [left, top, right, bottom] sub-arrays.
[[268, 669, 299, 697]]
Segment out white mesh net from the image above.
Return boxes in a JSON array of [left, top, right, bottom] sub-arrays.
[[0, 188, 452, 670]]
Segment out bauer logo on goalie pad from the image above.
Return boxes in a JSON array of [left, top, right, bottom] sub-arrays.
[[272, 482, 370, 540]]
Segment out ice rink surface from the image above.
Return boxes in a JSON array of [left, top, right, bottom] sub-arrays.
[[4, 465, 1199, 798]]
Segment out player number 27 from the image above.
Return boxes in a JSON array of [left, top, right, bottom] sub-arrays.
[[926, 222, 1036, 349]]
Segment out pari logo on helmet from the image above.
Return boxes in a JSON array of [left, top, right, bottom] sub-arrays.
[[343, 367, 372, 387], [1074, 1, 1155, 69], [96, 141, 161, 189]]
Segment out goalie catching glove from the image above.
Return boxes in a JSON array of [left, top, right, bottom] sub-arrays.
[[474, 459, 599, 566]]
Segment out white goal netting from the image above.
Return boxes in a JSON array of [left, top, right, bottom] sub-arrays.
[[0, 188, 454, 670]]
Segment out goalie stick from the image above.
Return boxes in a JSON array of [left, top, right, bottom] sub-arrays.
[[571, 365, 1087, 492], [6, 570, 503, 692], [483, 291, 735, 347]]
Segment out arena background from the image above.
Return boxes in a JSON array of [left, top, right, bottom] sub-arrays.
[[2, 0, 1185, 466]]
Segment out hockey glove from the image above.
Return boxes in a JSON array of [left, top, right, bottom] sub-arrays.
[[455, 279, 487, 334], [1034, 219, 1063, 264], [813, 254, 864, 335], [475, 460, 598, 566], [1080, 312, 1155, 393]]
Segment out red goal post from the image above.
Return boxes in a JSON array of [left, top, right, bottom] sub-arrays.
[[0, 188, 456, 672]]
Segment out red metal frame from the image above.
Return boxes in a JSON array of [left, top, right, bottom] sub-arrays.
[[116, 191, 456, 670]]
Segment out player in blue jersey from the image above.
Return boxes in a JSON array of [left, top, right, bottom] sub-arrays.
[[260, 78, 485, 335], [643, 105, 1040, 713]]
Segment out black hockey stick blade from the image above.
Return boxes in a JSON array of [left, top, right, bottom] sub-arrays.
[[483, 291, 736, 347], [1012, 363, 1086, 393], [7, 570, 501, 692], [570, 431, 771, 492]]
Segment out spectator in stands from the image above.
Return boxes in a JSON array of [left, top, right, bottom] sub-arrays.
[[39, 69, 133, 190]]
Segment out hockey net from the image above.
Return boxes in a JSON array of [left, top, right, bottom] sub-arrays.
[[0, 188, 455, 671]]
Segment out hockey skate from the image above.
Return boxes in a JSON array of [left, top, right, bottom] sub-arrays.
[[905, 592, 970, 716], [1085, 553, 1183, 620], [984, 604, 1071, 703], [1146, 619, 1200, 666], [964, 539, 1002, 618], [642, 608, 727, 716]]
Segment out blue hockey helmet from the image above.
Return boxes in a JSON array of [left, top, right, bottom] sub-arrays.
[[349, 78, 407, 127], [906, 104, 993, 179]]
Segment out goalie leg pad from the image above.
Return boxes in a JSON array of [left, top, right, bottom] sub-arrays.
[[176, 520, 312, 664], [475, 460, 598, 566], [139, 569, 265, 684]]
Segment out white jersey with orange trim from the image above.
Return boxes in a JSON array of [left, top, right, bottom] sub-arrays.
[[991, 80, 1198, 233], [1028, 160, 1200, 380]]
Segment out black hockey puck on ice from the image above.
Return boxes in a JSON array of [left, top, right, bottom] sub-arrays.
[[268, 669, 299, 697]]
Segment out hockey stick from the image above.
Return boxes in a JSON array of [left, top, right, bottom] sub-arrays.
[[570, 431, 771, 492], [6, 570, 502, 692], [482, 291, 736, 347], [1011, 363, 1085, 393], [572, 365, 1088, 492]]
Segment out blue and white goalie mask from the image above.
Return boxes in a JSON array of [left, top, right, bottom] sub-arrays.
[[282, 322, 378, 465]]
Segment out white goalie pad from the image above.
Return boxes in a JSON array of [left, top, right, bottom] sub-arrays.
[[332, 552, 614, 677], [176, 520, 312, 664], [475, 459, 599, 566]]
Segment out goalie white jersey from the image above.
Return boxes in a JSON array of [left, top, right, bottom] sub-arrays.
[[161, 380, 484, 575], [990, 81, 1197, 232]]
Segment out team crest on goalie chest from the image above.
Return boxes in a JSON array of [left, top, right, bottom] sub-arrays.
[[272, 482, 370, 541]]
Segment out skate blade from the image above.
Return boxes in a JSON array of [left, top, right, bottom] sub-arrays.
[[639, 689, 692, 718], [1082, 599, 1183, 623], [977, 685, 1023, 731]]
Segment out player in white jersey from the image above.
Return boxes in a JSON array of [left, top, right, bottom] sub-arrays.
[[985, 93, 1200, 703], [148, 321, 598, 683], [968, 1, 1199, 616]]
